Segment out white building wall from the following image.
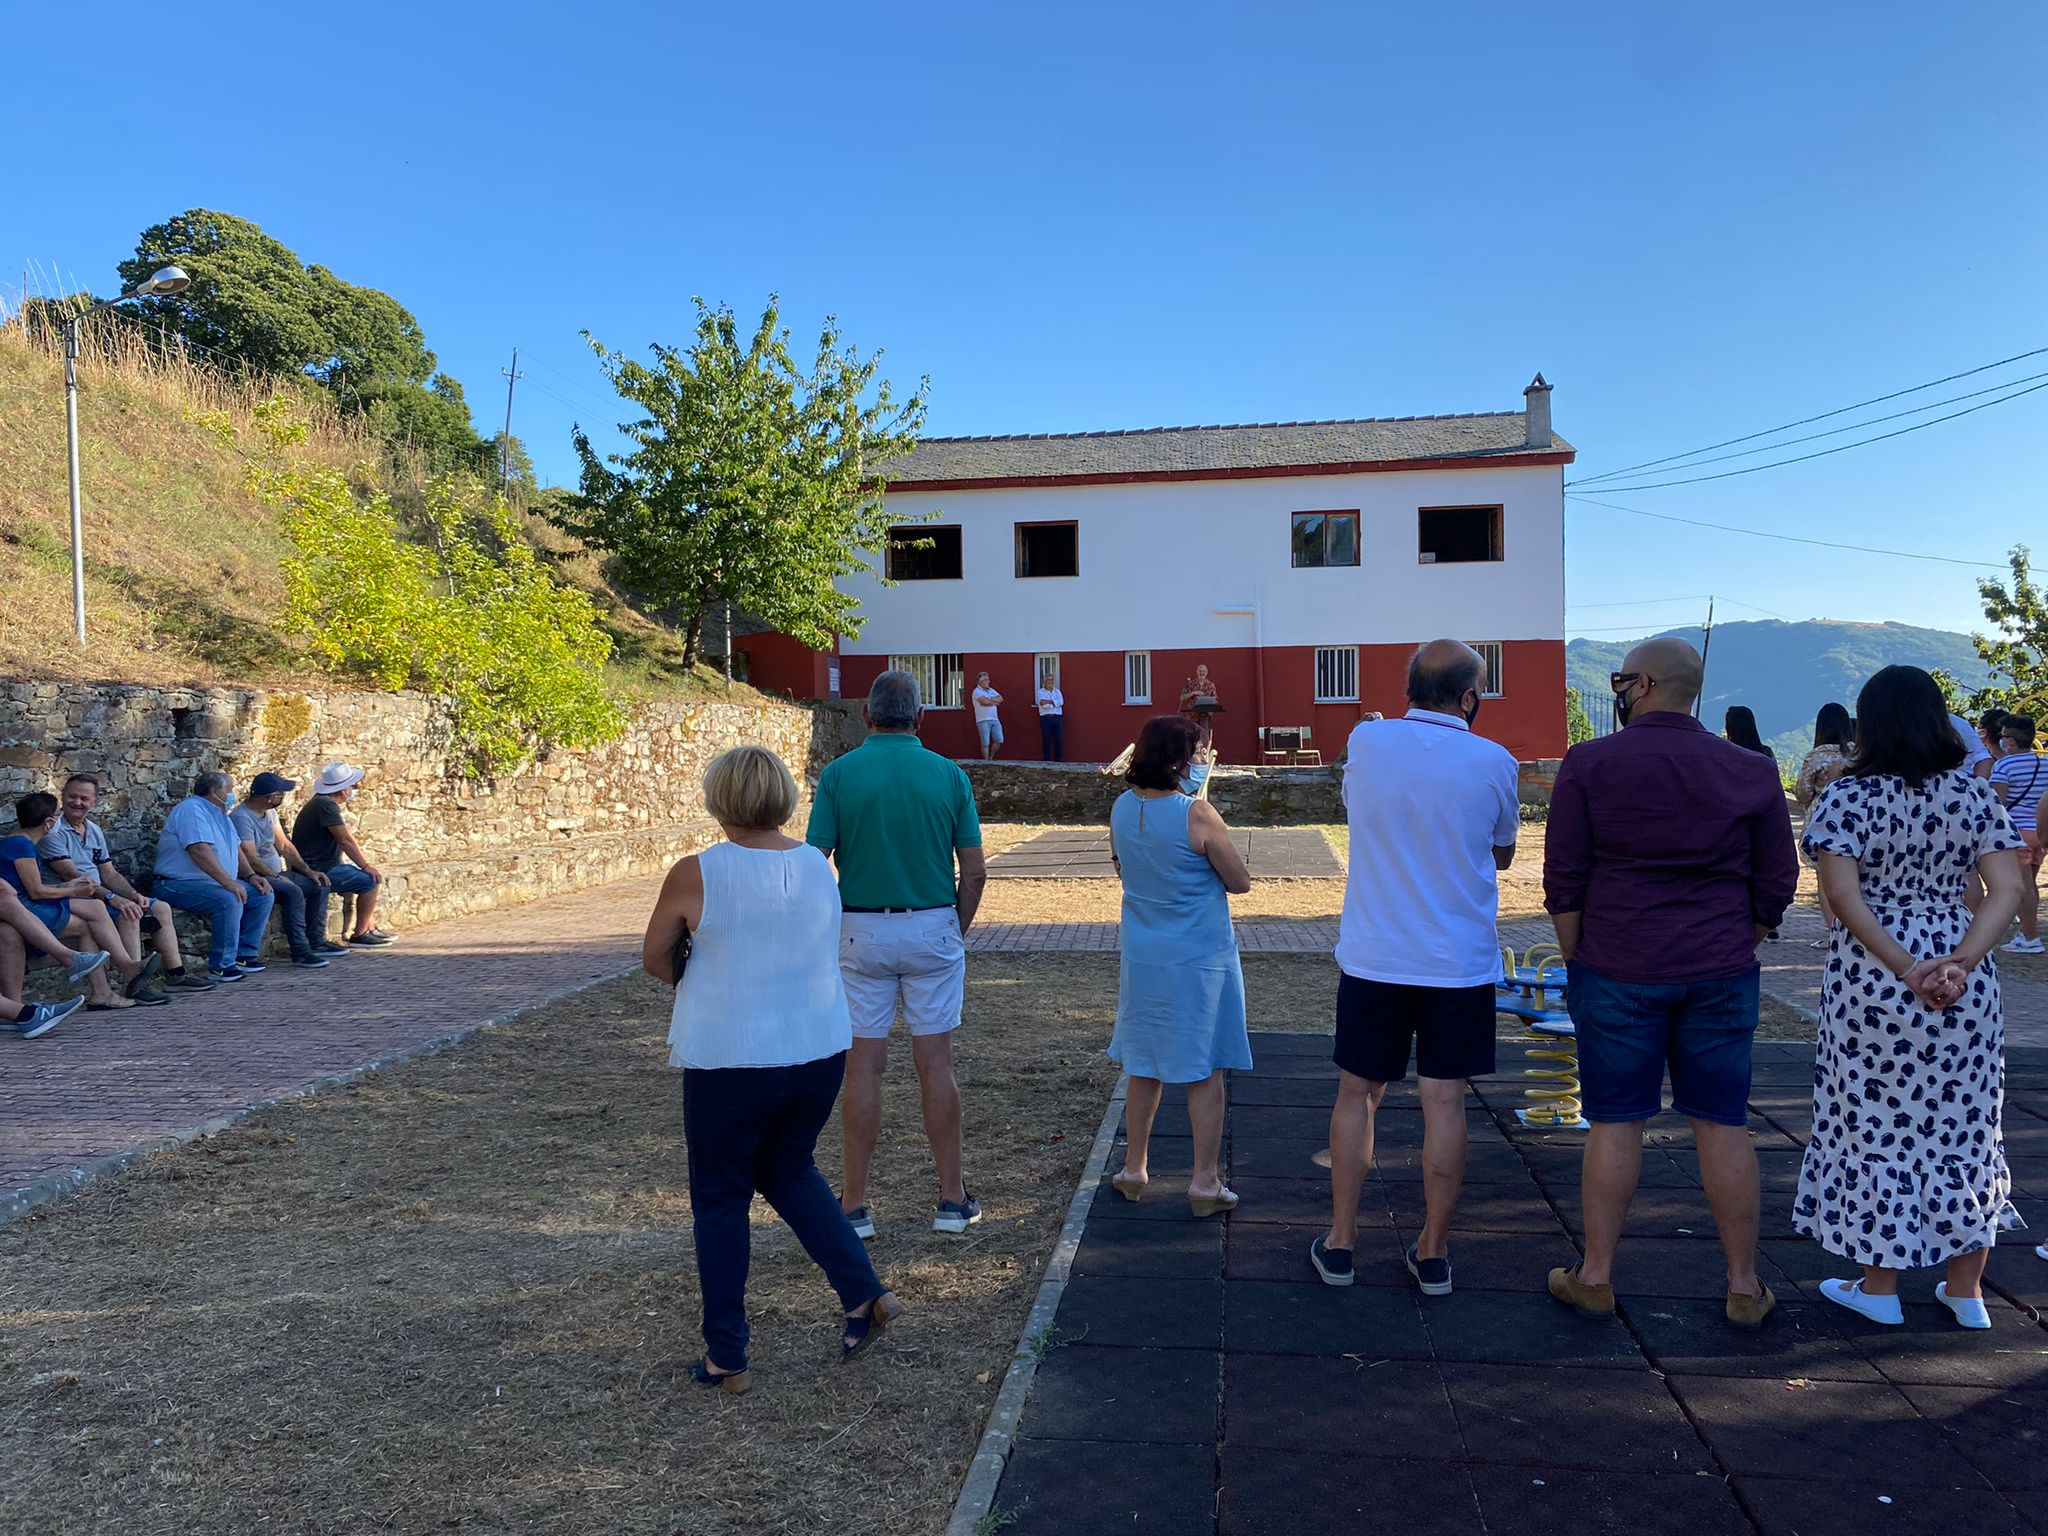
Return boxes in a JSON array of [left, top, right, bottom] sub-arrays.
[[839, 464, 1566, 655]]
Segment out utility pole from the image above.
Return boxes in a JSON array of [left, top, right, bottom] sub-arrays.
[[1697, 595, 1717, 717], [498, 348, 522, 490]]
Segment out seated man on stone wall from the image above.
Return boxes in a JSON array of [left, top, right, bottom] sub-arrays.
[[39, 772, 214, 993], [232, 772, 336, 969], [290, 764, 394, 949]]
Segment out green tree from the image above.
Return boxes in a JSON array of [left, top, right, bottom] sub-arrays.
[[553, 297, 929, 665], [491, 433, 539, 497], [1958, 545, 2048, 718], [1565, 686, 1595, 745]]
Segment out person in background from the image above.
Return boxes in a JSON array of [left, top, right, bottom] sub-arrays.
[[233, 773, 335, 969], [291, 764, 393, 949], [971, 672, 1005, 760], [6, 793, 160, 1009], [1798, 666, 2025, 1328], [1950, 709, 1995, 779], [0, 919, 85, 1039], [1544, 638, 1797, 1328], [154, 773, 275, 984], [643, 745, 902, 1393], [1990, 714, 2043, 954], [1723, 705, 1772, 758], [1794, 702, 1855, 945], [1035, 669, 1066, 762], [40, 773, 206, 992], [1978, 708, 2010, 765], [808, 669, 988, 1239], [0, 880, 120, 1025], [1106, 716, 1253, 1217]]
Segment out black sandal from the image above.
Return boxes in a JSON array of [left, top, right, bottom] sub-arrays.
[[689, 1356, 751, 1395], [841, 1292, 904, 1360]]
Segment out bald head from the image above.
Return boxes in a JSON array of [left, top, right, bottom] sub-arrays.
[[1621, 637, 1704, 714], [1407, 640, 1488, 712]]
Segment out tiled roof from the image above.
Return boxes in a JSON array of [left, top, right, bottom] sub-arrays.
[[884, 412, 1573, 486]]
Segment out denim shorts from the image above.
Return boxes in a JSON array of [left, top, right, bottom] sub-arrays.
[[977, 718, 1004, 747], [1567, 961, 1759, 1127]]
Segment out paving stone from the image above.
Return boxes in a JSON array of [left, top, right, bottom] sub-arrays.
[[1223, 1278, 1431, 1358], [1735, 1477, 2038, 1536], [1421, 1290, 1645, 1369], [1224, 1220, 1406, 1285], [997, 1438, 1216, 1534], [1465, 1466, 1752, 1536], [1218, 1447, 1483, 1536], [1057, 1275, 1222, 1351], [1223, 1354, 1457, 1457], [1441, 1362, 1708, 1471], [1073, 1217, 1225, 1279], [1024, 1344, 1221, 1445], [1667, 1374, 1991, 1488], [1628, 1295, 1883, 1381], [1220, 1176, 1393, 1228], [1848, 1300, 2048, 1386], [1894, 1384, 2048, 1492]]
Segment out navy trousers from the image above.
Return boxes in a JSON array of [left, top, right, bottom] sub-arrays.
[[1039, 714, 1065, 761], [682, 1051, 883, 1366]]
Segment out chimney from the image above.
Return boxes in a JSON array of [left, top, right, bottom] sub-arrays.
[[1523, 372, 1553, 448]]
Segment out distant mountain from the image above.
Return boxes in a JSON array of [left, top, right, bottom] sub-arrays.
[[1567, 620, 1991, 763]]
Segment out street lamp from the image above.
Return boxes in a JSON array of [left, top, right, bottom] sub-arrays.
[[63, 265, 191, 644]]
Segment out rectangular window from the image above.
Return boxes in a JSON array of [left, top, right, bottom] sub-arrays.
[[885, 525, 962, 580], [1291, 510, 1360, 568], [888, 653, 967, 709], [1035, 653, 1061, 690], [1124, 651, 1151, 705], [1418, 505, 1503, 564], [827, 659, 841, 699], [1314, 646, 1359, 703], [1470, 642, 1504, 697], [1015, 521, 1079, 578]]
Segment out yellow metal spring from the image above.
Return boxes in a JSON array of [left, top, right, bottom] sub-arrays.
[[1498, 943, 1589, 1131]]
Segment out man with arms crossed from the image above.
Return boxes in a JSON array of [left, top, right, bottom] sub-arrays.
[[809, 670, 989, 1237], [40, 773, 208, 993], [1312, 641, 1518, 1294], [1543, 637, 1797, 1327]]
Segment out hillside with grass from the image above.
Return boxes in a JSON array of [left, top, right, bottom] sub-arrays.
[[0, 322, 752, 702]]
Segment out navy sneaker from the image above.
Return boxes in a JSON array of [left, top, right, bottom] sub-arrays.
[[208, 965, 247, 984], [235, 956, 270, 974], [348, 929, 396, 948], [933, 1193, 982, 1235], [844, 1205, 877, 1241], [313, 941, 351, 957], [165, 969, 217, 991], [292, 954, 332, 969], [18, 996, 85, 1039], [1404, 1241, 1453, 1297], [1310, 1235, 1355, 1287]]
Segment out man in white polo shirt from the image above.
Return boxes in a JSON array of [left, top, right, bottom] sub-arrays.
[[1311, 640, 1519, 1297]]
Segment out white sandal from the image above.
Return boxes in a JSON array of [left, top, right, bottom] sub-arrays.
[[1819, 1276, 1903, 1325], [1935, 1282, 1992, 1330]]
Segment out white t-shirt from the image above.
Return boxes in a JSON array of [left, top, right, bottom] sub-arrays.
[[1036, 686, 1064, 717], [1335, 709, 1520, 988], [972, 686, 1002, 723], [1950, 715, 1991, 770]]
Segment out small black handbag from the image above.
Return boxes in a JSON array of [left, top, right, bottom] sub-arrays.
[[670, 924, 693, 987]]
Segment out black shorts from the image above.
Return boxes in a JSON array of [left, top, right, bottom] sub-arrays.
[[1333, 974, 1497, 1084]]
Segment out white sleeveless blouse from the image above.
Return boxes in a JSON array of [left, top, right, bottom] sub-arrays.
[[667, 841, 853, 1070]]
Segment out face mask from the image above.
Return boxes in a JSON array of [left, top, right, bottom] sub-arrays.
[[1179, 761, 1210, 796], [1462, 692, 1482, 727], [1614, 686, 1637, 727], [224, 792, 238, 811]]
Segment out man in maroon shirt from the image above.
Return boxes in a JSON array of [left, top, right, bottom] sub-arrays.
[[1541, 637, 1798, 1327]]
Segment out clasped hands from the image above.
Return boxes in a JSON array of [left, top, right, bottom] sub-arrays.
[[1902, 955, 1969, 1010]]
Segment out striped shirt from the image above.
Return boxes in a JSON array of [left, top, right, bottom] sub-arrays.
[[1991, 752, 2045, 830]]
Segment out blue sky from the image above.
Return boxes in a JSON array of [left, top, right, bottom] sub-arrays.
[[3, 1, 2042, 640]]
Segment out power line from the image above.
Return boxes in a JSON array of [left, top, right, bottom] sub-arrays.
[[1568, 494, 2008, 569], [1575, 376, 2048, 493], [1571, 367, 2048, 486], [1568, 593, 1715, 608], [1569, 342, 2048, 486]]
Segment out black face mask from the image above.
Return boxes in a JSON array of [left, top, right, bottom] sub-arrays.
[[1614, 686, 1637, 727], [1462, 692, 1482, 727]]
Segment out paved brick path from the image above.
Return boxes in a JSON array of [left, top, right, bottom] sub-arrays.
[[989, 827, 1343, 881], [987, 1031, 2048, 1536], [0, 875, 663, 1214]]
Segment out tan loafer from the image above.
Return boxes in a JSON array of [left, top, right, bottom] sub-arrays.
[[1547, 1263, 1616, 1319], [1725, 1282, 1777, 1330]]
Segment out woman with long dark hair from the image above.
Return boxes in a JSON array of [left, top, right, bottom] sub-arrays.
[[1107, 715, 1253, 1217], [1796, 666, 2026, 1329], [1795, 703, 1855, 943], [1723, 705, 1771, 757]]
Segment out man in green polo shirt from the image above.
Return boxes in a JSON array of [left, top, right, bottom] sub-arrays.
[[808, 669, 989, 1239]]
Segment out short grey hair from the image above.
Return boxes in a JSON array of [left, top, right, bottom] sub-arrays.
[[867, 669, 922, 731], [193, 770, 232, 799]]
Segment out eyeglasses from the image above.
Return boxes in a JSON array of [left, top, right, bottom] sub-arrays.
[[1609, 671, 1652, 694]]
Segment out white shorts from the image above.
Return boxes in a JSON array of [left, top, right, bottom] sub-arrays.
[[840, 908, 966, 1039]]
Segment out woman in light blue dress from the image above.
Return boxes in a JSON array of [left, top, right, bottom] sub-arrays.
[[1109, 716, 1253, 1217]]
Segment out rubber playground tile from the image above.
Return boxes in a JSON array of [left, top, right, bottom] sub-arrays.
[[1627, 1296, 1883, 1381], [1381, 1228, 1584, 1295], [1848, 1300, 2048, 1387], [1228, 1075, 1344, 1108], [1365, 1139, 1538, 1186], [1736, 1477, 2039, 1536], [1218, 1447, 1483, 1536], [1112, 1135, 1196, 1175], [1089, 1174, 1236, 1222], [1218, 1175, 1393, 1227], [1230, 1136, 1349, 1179], [1559, 1187, 1748, 1242], [1518, 1144, 1701, 1191], [1056, 1274, 1222, 1351], [1226, 1220, 1407, 1285], [1666, 1374, 1992, 1488], [1419, 1290, 1646, 1369], [1073, 1215, 1226, 1279], [1230, 1103, 1352, 1141], [1223, 1277, 1432, 1359], [1023, 1344, 1221, 1445], [1465, 1466, 1751, 1536], [1983, 1243, 2048, 1312], [1247, 1031, 1337, 1056], [1582, 1236, 1802, 1302], [1223, 1354, 1457, 1458], [1120, 1101, 1193, 1136], [1894, 1384, 2048, 1492], [1383, 1181, 1571, 1236], [1441, 1362, 1708, 1471], [1231, 1054, 1342, 1080], [996, 1437, 1216, 1534]]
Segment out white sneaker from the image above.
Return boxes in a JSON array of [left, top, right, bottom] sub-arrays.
[[2002, 936, 2045, 954], [1935, 1282, 1992, 1330], [1819, 1276, 1903, 1325]]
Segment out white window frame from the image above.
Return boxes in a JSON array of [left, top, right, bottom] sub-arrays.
[[1124, 651, 1152, 705], [1035, 653, 1061, 690], [1470, 642, 1505, 698], [1314, 646, 1359, 704], [888, 653, 967, 709]]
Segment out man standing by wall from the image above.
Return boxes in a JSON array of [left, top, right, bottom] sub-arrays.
[[808, 670, 988, 1238], [40, 772, 208, 993], [291, 764, 393, 950], [1543, 637, 1797, 1327], [1035, 669, 1066, 762], [971, 672, 1005, 761], [154, 772, 275, 984], [1313, 641, 1519, 1296]]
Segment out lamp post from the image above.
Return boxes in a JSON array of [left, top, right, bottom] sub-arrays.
[[63, 265, 192, 644]]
